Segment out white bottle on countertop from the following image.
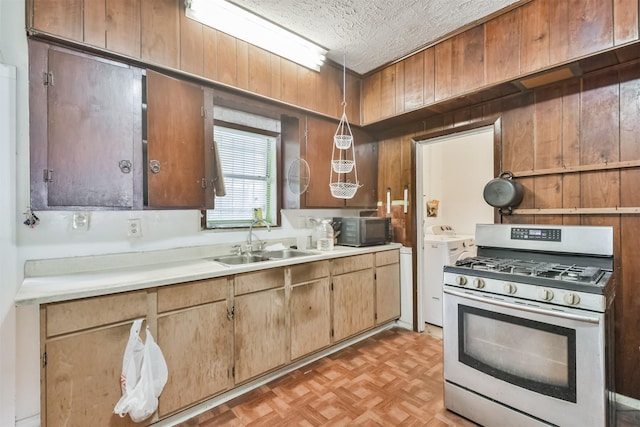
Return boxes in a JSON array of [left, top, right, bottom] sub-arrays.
[[317, 219, 334, 251]]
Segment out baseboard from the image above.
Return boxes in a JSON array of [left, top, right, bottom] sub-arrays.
[[15, 414, 39, 427], [615, 393, 640, 410], [155, 322, 396, 426], [395, 319, 413, 330]]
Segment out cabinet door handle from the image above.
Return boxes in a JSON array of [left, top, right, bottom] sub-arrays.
[[149, 160, 161, 174], [118, 160, 132, 174]]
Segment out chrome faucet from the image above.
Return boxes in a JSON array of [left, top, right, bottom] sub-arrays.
[[248, 218, 271, 252]]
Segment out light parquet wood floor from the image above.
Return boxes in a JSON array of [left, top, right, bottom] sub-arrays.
[[178, 327, 640, 426], [178, 328, 477, 426]]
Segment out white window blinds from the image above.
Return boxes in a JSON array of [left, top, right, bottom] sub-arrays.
[[206, 126, 276, 226]]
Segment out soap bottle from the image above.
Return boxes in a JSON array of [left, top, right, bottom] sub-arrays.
[[317, 219, 334, 251]]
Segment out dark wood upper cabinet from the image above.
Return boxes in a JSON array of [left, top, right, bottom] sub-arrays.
[[302, 116, 377, 209], [347, 131, 378, 208], [303, 116, 344, 208], [84, 0, 141, 59], [29, 40, 143, 209], [403, 51, 424, 111], [146, 70, 211, 209], [362, 71, 382, 124], [29, 41, 214, 211]]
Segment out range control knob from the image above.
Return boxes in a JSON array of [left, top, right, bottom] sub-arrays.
[[539, 288, 554, 301], [456, 276, 468, 286], [504, 283, 517, 294], [473, 278, 485, 289], [564, 292, 581, 305]]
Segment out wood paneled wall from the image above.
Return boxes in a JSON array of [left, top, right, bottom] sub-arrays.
[[27, 0, 360, 122], [362, 0, 640, 125], [376, 62, 640, 400]]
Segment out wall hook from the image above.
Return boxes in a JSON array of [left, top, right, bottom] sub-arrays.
[[23, 208, 40, 228]]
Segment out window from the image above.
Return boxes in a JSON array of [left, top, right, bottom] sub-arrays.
[[205, 125, 277, 228]]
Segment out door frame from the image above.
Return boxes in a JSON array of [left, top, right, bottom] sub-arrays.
[[410, 119, 502, 331]]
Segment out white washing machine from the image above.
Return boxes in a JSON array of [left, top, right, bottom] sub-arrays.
[[423, 225, 476, 327]]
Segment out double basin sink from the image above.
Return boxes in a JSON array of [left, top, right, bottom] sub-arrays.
[[210, 248, 315, 266]]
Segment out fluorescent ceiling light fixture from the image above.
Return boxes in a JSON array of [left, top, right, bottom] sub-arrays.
[[185, 0, 327, 72]]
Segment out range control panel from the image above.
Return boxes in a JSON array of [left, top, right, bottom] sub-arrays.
[[511, 227, 562, 242]]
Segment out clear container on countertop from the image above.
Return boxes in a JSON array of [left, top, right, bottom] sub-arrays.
[[317, 219, 334, 251]]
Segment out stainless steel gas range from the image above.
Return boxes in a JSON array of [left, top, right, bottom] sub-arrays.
[[442, 224, 616, 427]]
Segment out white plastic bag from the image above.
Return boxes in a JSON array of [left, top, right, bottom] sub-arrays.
[[114, 319, 168, 423]]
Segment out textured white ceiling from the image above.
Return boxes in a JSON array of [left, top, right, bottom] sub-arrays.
[[230, 0, 522, 74]]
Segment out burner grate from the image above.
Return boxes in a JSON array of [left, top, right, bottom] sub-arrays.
[[455, 256, 605, 285]]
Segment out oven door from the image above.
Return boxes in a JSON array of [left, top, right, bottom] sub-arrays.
[[443, 287, 608, 427]]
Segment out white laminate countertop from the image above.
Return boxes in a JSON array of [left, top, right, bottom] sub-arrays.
[[15, 243, 402, 306]]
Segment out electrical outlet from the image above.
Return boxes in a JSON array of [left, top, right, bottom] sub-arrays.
[[72, 211, 90, 231], [128, 218, 142, 238]]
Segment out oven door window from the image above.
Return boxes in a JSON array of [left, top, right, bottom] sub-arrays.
[[458, 305, 576, 402]]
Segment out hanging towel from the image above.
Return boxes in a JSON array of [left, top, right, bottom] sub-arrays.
[[212, 140, 226, 197]]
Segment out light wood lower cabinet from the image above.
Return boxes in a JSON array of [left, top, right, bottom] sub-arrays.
[[40, 250, 400, 425], [41, 291, 148, 427], [331, 254, 375, 342], [290, 261, 331, 360], [233, 268, 287, 384], [156, 278, 232, 417], [375, 250, 401, 324]]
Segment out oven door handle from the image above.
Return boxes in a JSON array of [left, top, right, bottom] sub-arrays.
[[443, 288, 601, 324]]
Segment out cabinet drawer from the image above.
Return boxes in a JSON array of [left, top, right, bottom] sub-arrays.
[[234, 268, 285, 295], [46, 290, 147, 337], [331, 254, 373, 275], [157, 277, 228, 313], [375, 249, 400, 266], [290, 260, 329, 284]]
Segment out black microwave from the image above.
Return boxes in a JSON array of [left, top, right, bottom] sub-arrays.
[[333, 217, 392, 247]]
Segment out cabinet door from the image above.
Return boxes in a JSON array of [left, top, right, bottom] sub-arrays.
[[361, 71, 381, 124], [291, 277, 331, 360], [146, 70, 208, 208], [32, 44, 142, 209], [303, 116, 344, 208], [332, 268, 375, 342], [375, 263, 401, 324], [234, 287, 287, 383], [347, 137, 378, 208], [156, 279, 232, 417], [44, 323, 142, 427], [43, 291, 148, 427], [157, 302, 231, 416]]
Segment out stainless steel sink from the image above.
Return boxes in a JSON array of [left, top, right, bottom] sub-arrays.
[[265, 249, 314, 259], [210, 254, 269, 265], [209, 248, 314, 265]]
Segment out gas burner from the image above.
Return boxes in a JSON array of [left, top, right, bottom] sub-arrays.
[[454, 256, 606, 285]]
